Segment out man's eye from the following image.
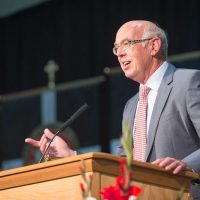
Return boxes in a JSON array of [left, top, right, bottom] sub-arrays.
[[123, 41, 129, 46]]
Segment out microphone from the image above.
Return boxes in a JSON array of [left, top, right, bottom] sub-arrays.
[[39, 103, 88, 163]]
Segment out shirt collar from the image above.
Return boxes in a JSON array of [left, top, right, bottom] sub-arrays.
[[140, 61, 168, 92]]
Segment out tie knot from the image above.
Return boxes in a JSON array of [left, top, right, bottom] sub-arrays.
[[139, 85, 151, 99]]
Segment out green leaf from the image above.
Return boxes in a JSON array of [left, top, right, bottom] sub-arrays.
[[121, 122, 132, 167]]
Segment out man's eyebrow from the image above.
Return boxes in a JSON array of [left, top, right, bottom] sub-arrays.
[[114, 38, 130, 46]]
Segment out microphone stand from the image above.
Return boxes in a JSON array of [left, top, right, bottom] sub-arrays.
[[39, 103, 88, 163]]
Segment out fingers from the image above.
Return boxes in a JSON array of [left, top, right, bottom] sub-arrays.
[[152, 157, 189, 174], [25, 129, 55, 153], [163, 159, 185, 174], [40, 129, 55, 154], [39, 129, 53, 153], [40, 135, 48, 154], [44, 128, 55, 140], [152, 158, 163, 165], [25, 138, 40, 147], [28, 128, 74, 158], [39, 133, 47, 147], [173, 165, 185, 174]]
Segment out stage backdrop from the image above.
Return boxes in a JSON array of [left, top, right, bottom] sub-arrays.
[[0, 0, 200, 94]]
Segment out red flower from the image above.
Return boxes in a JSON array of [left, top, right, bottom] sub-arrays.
[[100, 186, 120, 200], [120, 158, 126, 174], [100, 176, 141, 200], [80, 183, 85, 193], [131, 185, 141, 197], [116, 176, 126, 188], [89, 174, 93, 181], [100, 155, 141, 199], [79, 166, 83, 172]]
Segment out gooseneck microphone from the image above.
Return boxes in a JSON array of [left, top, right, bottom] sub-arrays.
[[39, 103, 88, 163]]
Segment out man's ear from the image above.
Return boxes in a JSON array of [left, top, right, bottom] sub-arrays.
[[149, 37, 162, 56]]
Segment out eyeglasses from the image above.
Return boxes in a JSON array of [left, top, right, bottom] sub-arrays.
[[113, 38, 152, 55]]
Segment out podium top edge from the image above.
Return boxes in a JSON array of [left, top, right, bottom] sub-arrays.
[[0, 152, 199, 181]]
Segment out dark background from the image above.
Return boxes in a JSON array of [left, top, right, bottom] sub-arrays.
[[0, 0, 200, 167], [0, 0, 200, 94]]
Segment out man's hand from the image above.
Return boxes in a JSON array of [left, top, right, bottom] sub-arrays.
[[152, 157, 192, 174], [25, 128, 76, 158]]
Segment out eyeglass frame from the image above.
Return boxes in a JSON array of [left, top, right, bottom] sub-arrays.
[[113, 38, 152, 55]]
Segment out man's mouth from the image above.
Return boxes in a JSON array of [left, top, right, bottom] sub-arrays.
[[123, 61, 131, 67]]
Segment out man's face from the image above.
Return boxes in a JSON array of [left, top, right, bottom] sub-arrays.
[[114, 24, 152, 83]]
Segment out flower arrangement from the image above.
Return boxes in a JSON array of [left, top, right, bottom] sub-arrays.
[[100, 124, 141, 200], [100, 157, 141, 200]]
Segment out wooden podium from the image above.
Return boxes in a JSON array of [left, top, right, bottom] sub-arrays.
[[0, 152, 199, 200]]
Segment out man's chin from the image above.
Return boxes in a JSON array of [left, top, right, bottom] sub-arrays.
[[124, 72, 134, 80], [124, 72, 138, 82]]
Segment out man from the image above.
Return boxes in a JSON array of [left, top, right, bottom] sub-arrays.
[[116, 20, 200, 173], [25, 20, 200, 198]]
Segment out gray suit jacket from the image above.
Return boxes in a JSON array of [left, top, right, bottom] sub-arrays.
[[122, 62, 200, 198]]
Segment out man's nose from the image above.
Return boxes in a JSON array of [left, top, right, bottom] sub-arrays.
[[117, 47, 126, 57]]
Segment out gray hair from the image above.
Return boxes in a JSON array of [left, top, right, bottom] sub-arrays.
[[142, 23, 168, 60]]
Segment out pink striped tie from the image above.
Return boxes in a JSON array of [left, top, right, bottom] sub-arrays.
[[133, 85, 151, 161]]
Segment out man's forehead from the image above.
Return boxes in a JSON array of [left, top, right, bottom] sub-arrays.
[[115, 24, 143, 44]]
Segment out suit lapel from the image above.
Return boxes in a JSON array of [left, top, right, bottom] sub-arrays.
[[129, 94, 139, 133], [146, 64, 176, 161]]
